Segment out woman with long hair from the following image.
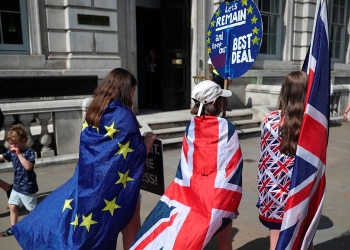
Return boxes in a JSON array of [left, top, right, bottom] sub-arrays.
[[12, 68, 156, 250], [257, 71, 314, 250]]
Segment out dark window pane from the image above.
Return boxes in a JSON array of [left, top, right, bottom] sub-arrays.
[[0, 1, 20, 12], [1, 12, 23, 44], [260, 34, 268, 54]]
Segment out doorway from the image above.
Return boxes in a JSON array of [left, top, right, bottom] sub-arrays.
[[136, 6, 161, 109], [136, 0, 191, 111]]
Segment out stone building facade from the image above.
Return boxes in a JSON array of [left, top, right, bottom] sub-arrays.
[[0, 0, 349, 113]]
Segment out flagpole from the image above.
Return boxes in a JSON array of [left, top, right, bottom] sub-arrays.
[[307, 0, 321, 75]]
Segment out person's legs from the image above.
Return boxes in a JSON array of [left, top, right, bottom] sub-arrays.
[[269, 229, 280, 250], [121, 199, 141, 250], [217, 221, 233, 250], [9, 204, 19, 225], [20, 192, 37, 211]]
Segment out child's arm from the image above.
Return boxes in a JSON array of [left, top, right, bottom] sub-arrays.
[[17, 153, 34, 171], [0, 154, 4, 161]]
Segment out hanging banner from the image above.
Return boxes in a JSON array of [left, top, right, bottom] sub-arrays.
[[207, 0, 263, 79]]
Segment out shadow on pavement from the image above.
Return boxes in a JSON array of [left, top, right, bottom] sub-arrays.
[[204, 228, 239, 249], [236, 235, 269, 249], [317, 215, 333, 230], [315, 231, 350, 249]]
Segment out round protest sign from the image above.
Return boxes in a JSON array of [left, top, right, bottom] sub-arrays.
[[207, 0, 262, 79]]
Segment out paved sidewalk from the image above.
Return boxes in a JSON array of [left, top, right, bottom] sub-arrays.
[[0, 122, 349, 249]]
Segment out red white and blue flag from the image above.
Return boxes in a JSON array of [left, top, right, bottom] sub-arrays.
[[276, 1, 330, 249], [130, 116, 243, 250]]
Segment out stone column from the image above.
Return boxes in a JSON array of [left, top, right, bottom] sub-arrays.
[[38, 112, 55, 157]]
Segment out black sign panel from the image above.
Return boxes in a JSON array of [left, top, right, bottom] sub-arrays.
[[0, 75, 98, 100], [77, 14, 110, 26], [141, 139, 165, 196]]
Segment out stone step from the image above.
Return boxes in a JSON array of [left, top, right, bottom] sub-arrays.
[[161, 126, 262, 151], [148, 109, 254, 130], [138, 108, 261, 151], [154, 119, 261, 141]]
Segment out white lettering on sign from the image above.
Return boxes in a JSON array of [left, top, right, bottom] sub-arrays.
[[216, 8, 246, 29], [142, 173, 158, 185], [215, 31, 224, 42], [149, 144, 159, 154], [225, 3, 238, 13], [231, 33, 254, 64], [146, 158, 154, 169]]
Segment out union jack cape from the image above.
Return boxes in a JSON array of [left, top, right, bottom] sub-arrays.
[[276, 1, 330, 249], [131, 116, 243, 250]]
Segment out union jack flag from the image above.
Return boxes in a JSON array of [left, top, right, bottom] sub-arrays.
[[276, 1, 330, 249], [131, 116, 243, 250]]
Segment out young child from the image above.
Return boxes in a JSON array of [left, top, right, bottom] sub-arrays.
[[0, 125, 37, 237]]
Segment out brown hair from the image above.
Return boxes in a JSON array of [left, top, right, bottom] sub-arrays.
[[85, 68, 137, 127], [6, 125, 28, 143], [190, 97, 223, 117], [278, 71, 308, 155]]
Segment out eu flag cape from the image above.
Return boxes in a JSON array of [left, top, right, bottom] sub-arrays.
[[131, 116, 243, 250], [12, 100, 147, 250], [276, 1, 330, 249]]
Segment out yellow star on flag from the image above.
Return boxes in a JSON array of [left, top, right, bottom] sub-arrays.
[[252, 26, 260, 34], [104, 122, 120, 139], [211, 20, 215, 27], [251, 15, 258, 24], [247, 5, 254, 14], [252, 36, 260, 45], [215, 9, 221, 17], [208, 47, 212, 54], [115, 170, 134, 188], [241, 0, 248, 6], [82, 120, 89, 131], [62, 199, 73, 212], [116, 141, 134, 159], [102, 197, 121, 216], [206, 37, 211, 44], [207, 30, 211, 36], [80, 213, 98, 232], [70, 214, 79, 230]]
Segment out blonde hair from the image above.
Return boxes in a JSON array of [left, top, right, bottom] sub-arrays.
[[6, 125, 28, 143]]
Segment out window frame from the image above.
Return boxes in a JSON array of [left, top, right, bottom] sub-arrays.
[[254, 0, 283, 60], [329, 0, 348, 62], [0, 0, 29, 54]]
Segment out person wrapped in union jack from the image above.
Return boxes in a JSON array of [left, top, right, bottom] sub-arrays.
[[131, 80, 244, 250], [257, 71, 315, 250]]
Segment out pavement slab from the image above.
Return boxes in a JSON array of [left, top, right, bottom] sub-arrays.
[[0, 121, 349, 250]]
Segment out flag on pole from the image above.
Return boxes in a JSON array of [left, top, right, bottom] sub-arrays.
[[276, 1, 330, 249]]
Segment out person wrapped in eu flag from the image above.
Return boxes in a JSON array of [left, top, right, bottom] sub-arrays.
[[12, 68, 157, 249]]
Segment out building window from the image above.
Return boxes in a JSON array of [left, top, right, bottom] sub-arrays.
[[0, 0, 29, 54], [329, 0, 347, 61], [254, 0, 283, 59]]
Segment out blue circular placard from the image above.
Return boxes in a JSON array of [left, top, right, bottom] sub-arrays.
[[207, 0, 262, 79]]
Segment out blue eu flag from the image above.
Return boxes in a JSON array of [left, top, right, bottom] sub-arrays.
[[12, 100, 147, 250]]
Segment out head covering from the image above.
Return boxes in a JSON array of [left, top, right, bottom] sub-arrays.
[[191, 80, 232, 116]]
